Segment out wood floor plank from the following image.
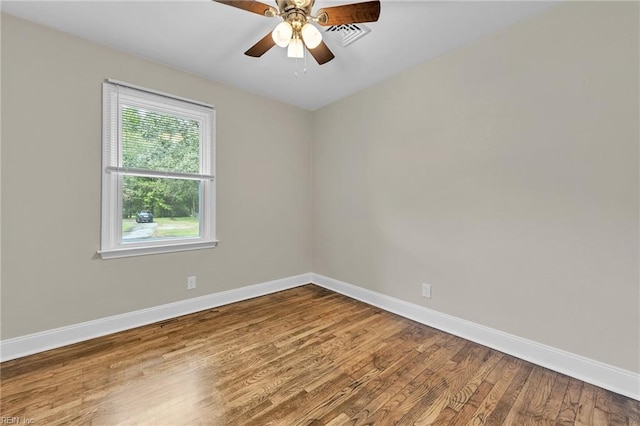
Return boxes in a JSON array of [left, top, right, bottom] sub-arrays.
[[324, 412, 350, 426], [344, 336, 451, 425], [309, 345, 425, 424], [523, 367, 558, 420], [291, 367, 382, 426], [446, 380, 494, 425], [467, 356, 523, 425], [474, 355, 535, 425], [448, 349, 504, 412], [406, 345, 494, 425], [502, 365, 548, 424], [595, 386, 640, 425], [557, 377, 585, 425], [2, 284, 639, 425], [349, 336, 468, 425], [540, 373, 569, 421], [306, 345, 422, 422], [575, 383, 598, 425]]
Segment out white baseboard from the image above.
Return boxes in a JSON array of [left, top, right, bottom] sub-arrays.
[[311, 273, 640, 401], [0, 273, 312, 363], [2, 271, 638, 401]]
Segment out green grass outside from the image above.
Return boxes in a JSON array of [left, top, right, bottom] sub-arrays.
[[123, 216, 199, 238]]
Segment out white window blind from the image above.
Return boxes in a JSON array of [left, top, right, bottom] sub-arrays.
[[103, 83, 215, 180]]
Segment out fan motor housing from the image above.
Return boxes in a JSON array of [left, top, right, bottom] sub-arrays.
[[276, 0, 314, 16]]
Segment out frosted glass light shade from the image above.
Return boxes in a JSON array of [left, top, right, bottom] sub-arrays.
[[301, 23, 322, 49], [287, 37, 304, 58], [272, 22, 293, 48]]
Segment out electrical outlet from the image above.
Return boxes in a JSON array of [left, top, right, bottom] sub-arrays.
[[187, 276, 197, 290], [422, 283, 431, 299]]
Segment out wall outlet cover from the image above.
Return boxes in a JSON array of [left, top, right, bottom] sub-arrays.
[[422, 283, 431, 299], [187, 276, 197, 290]]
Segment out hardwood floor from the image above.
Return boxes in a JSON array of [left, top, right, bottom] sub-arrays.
[[1, 285, 639, 425]]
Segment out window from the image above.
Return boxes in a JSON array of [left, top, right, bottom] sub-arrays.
[[101, 80, 217, 259]]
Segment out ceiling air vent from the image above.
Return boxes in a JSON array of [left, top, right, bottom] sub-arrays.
[[324, 24, 371, 47]]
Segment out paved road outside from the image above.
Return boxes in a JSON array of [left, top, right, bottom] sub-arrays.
[[123, 222, 157, 241]]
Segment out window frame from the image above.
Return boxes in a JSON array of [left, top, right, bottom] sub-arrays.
[[100, 80, 217, 259]]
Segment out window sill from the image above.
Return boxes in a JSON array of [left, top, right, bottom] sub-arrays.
[[99, 240, 219, 259]]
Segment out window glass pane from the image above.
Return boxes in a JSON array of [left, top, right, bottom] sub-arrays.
[[122, 176, 200, 243], [121, 106, 200, 174]]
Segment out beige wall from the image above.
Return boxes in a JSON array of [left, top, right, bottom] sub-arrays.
[[313, 2, 639, 373], [1, 14, 313, 338]]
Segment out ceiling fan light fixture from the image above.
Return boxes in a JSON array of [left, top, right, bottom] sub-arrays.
[[214, 0, 382, 65], [287, 36, 304, 58], [272, 21, 293, 47], [301, 23, 322, 49]]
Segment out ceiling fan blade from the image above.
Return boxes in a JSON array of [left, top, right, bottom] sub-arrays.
[[212, 0, 278, 17], [245, 32, 277, 57], [307, 40, 335, 65], [316, 0, 380, 26]]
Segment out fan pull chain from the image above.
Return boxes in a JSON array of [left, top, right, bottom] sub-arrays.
[[293, 51, 308, 78], [304, 50, 308, 75], [293, 48, 310, 78]]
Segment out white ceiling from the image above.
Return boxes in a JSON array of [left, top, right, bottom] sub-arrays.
[[2, 0, 557, 110]]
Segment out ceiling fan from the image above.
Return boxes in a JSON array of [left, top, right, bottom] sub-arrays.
[[213, 0, 381, 65]]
